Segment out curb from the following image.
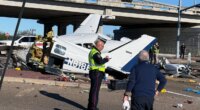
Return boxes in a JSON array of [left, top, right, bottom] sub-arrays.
[[3, 77, 108, 89]]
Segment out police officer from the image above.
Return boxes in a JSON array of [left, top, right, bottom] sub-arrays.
[[87, 38, 110, 110]]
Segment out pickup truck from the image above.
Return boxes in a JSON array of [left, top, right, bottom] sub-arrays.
[[0, 35, 36, 54]]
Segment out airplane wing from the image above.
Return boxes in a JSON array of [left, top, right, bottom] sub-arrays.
[[74, 14, 101, 34], [105, 34, 157, 74]]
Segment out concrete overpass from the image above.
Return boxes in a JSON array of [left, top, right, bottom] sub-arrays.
[[1, 0, 200, 55], [1, 0, 200, 29]]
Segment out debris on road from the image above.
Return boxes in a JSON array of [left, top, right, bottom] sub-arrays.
[[80, 89, 89, 94], [184, 100, 193, 104], [34, 95, 38, 98], [57, 76, 69, 82], [15, 67, 21, 71], [177, 103, 183, 108], [188, 79, 196, 83], [172, 103, 183, 109], [196, 86, 200, 89], [184, 88, 200, 95], [16, 87, 20, 89]]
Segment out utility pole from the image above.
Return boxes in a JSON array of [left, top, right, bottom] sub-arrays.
[[176, 0, 182, 59], [194, 0, 196, 13], [0, 0, 26, 90], [30, 29, 36, 35]]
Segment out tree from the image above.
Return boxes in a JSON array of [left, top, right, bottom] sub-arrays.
[[0, 32, 8, 40], [17, 29, 36, 36]]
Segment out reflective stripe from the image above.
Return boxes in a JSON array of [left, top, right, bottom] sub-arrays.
[[89, 47, 105, 72]]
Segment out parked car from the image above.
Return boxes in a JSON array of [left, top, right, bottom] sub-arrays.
[[0, 35, 36, 54]]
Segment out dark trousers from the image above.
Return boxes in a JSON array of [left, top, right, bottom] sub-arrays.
[[180, 52, 185, 59], [131, 96, 154, 110], [87, 70, 104, 110], [152, 53, 158, 64], [149, 53, 153, 64]]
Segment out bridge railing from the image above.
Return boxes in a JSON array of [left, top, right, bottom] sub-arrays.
[[55, 0, 200, 15]]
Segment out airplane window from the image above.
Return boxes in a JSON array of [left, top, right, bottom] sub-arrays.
[[76, 44, 82, 46], [83, 43, 93, 49], [54, 44, 66, 55]]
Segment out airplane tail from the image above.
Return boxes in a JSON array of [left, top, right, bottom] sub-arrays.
[[74, 14, 101, 34], [106, 35, 156, 73]]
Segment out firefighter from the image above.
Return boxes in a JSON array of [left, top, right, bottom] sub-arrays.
[[42, 32, 54, 65], [29, 35, 44, 63], [46, 28, 54, 39], [152, 42, 159, 64], [87, 38, 110, 110]]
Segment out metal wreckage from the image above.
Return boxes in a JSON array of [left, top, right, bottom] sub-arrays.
[[3, 14, 193, 81], [12, 14, 157, 80]]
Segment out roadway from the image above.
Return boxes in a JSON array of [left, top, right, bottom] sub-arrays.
[[0, 80, 200, 110]]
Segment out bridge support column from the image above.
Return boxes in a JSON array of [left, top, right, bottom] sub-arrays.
[[44, 23, 54, 36], [58, 24, 67, 36]]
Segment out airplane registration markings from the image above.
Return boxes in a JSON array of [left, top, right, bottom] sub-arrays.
[[64, 57, 89, 70]]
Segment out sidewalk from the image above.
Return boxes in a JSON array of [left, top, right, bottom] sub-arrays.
[[4, 69, 108, 89], [4, 63, 200, 89]]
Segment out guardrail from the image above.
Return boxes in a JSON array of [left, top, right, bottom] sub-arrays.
[[55, 0, 200, 15]]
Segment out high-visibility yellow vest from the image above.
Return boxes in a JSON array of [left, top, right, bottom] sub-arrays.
[[89, 47, 105, 72], [152, 46, 159, 54]]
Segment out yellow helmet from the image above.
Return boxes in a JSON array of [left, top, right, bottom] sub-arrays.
[[35, 35, 39, 40]]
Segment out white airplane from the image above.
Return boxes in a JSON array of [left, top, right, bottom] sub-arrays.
[[16, 14, 157, 78]]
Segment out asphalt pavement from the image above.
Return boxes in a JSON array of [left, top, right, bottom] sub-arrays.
[[0, 56, 200, 110], [0, 80, 200, 110]]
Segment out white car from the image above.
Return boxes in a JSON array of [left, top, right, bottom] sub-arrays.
[[0, 36, 36, 54]]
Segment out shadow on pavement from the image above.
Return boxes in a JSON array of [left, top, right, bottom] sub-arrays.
[[54, 108, 62, 110], [40, 90, 86, 110]]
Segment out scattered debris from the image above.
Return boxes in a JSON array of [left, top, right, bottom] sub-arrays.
[[184, 88, 200, 95], [188, 79, 196, 83], [80, 90, 89, 94], [184, 88, 193, 92], [172, 103, 183, 109], [159, 57, 192, 76], [177, 103, 183, 108], [184, 100, 193, 104], [57, 76, 69, 82], [57, 73, 70, 81], [34, 95, 38, 98], [196, 60, 200, 63], [15, 67, 21, 71], [195, 86, 200, 89]]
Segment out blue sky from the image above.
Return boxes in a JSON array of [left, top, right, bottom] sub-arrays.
[[0, 0, 199, 36]]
